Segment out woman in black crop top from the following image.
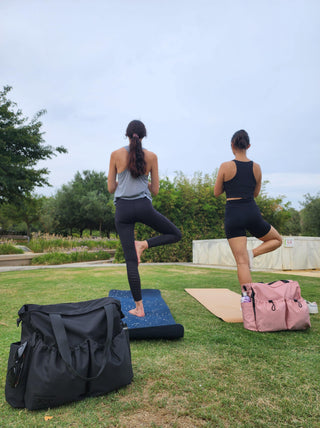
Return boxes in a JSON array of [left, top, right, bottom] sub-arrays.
[[214, 130, 282, 286]]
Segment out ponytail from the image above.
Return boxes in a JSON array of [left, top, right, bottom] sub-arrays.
[[128, 134, 146, 177], [126, 120, 147, 178]]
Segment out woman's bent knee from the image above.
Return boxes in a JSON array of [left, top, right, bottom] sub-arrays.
[[260, 226, 282, 244], [276, 235, 283, 248]]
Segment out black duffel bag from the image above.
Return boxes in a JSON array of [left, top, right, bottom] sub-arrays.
[[5, 297, 133, 410]]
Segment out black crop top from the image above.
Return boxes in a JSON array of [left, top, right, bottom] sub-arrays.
[[223, 160, 256, 199]]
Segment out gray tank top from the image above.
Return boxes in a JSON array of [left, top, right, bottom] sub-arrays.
[[114, 146, 152, 202]]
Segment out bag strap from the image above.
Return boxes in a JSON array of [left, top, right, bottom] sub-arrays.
[[49, 304, 114, 381], [268, 280, 290, 285]]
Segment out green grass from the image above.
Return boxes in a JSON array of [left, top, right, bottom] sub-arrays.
[[0, 265, 319, 427]]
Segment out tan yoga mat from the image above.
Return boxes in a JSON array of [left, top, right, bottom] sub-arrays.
[[185, 288, 243, 323]]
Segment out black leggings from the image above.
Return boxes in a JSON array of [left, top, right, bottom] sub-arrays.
[[115, 197, 182, 301]]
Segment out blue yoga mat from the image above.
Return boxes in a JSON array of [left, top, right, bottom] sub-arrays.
[[108, 289, 184, 340]]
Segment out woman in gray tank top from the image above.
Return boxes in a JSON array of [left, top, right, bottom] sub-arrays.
[[108, 120, 181, 317]]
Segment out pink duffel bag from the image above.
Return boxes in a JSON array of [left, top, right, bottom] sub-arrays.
[[241, 280, 311, 332]]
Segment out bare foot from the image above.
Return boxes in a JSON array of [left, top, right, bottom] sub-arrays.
[[135, 240, 148, 265], [129, 307, 145, 317], [129, 300, 145, 317]]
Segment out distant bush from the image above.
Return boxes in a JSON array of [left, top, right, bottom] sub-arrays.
[[31, 250, 111, 265], [114, 172, 225, 263], [0, 243, 24, 255], [28, 234, 118, 253], [114, 241, 125, 263], [114, 172, 294, 263]]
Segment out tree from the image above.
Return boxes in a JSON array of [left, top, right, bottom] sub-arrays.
[[0, 85, 67, 204], [53, 170, 115, 236], [300, 193, 320, 236], [0, 195, 43, 236], [134, 171, 226, 262], [54, 183, 84, 235], [81, 191, 111, 236], [39, 196, 60, 234], [281, 208, 301, 236], [255, 181, 291, 233], [74, 170, 115, 236]]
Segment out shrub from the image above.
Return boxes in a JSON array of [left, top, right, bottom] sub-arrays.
[[28, 234, 118, 253], [114, 172, 225, 263], [113, 172, 292, 263], [0, 243, 24, 255], [31, 250, 111, 265], [114, 241, 125, 263]]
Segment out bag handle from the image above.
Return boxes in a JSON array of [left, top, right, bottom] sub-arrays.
[[50, 304, 114, 381], [268, 280, 290, 285]]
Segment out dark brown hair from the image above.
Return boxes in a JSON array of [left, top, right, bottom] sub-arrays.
[[126, 120, 147, 178], [231, 129, 250, 149]]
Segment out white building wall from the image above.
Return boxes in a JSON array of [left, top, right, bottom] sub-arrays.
[[193, 237, 320, 270]]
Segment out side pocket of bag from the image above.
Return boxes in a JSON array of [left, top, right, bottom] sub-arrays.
[[241, 302, 257, 331], [286, 299, 311, 330], [24, 339, 87, 410], [88, 328, 133, 396], [5, 341, 29, 408], [255, 299, 287, 332]]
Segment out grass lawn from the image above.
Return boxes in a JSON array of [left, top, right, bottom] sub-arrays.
[[0, 265, 319, 427]]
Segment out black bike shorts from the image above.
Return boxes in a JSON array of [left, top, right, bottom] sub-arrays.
[[224, 199, 271, 240]]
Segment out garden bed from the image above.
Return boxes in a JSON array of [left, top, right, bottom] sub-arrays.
[[0, 235, 118, 265]]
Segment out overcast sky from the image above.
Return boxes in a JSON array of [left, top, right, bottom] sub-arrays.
[[1, 0, 319, 209]]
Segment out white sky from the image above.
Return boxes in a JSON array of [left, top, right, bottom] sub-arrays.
[[1, 0, 319, 209]]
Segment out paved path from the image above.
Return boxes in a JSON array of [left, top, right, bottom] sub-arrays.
[[271, 269, 320, 278], [0, 261, 319, 277]]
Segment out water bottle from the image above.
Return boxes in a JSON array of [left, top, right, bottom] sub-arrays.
[[241, 291, 251, 303]]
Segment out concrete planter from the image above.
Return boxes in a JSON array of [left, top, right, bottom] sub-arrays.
[[0, 253, 42, 267]]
